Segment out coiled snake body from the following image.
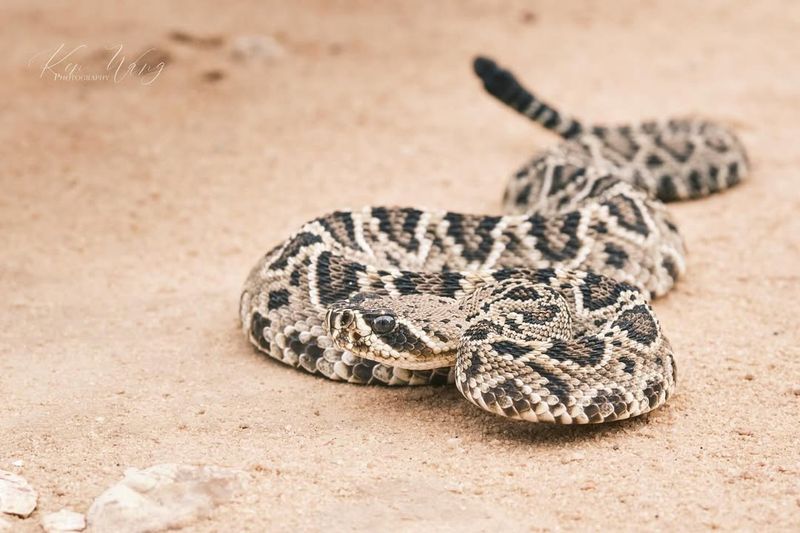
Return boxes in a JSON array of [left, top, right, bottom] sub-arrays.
[[240, 57, 748, 424]]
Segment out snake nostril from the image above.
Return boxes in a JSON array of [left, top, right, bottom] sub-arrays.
[[340, 309, 354, 328]]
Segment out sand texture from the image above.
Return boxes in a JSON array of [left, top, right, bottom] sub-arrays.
[[2, 1, 799, 531]]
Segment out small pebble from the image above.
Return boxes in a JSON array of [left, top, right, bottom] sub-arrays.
[[791, 384, 800, 396], [446, 482, 464, 494], [560, 452, 585, 464], [231, 35, 285, 61], [0, 469, 37, 517], [168, 30, 223, 48], [202, 70, 225, 83], [41, 509, 86, 532], [520, 10, 537, 24], [10, 460, 23, 468]]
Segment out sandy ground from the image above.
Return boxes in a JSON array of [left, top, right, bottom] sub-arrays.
[[2, 0, 799, 531]]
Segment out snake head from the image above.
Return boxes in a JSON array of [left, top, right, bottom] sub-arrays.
[[324, 292, 462, 370]]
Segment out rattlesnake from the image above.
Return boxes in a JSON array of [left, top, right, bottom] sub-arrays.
[[239, 57, 747, 424]]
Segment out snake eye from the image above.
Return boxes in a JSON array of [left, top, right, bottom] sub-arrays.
[[371, 315, 396, 334]]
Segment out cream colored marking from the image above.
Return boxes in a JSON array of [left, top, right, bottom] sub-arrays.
[[351, 211, 375, 257], [481, 216, 511, 269]]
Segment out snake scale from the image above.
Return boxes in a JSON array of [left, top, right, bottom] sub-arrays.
[[239, 57, 748, 424]]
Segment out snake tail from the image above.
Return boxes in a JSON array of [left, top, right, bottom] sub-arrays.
[[473, 55, 584, 139]]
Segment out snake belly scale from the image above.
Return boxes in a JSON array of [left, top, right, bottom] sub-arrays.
[[239, 57, 748, 424]]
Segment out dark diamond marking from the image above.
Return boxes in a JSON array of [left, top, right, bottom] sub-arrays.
[[604, 242, 629, 269], [612, 304, 658, 345], [546, 338, 605, 367]]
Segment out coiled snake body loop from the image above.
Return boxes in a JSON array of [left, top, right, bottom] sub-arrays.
[[240, 57, 748, 424]]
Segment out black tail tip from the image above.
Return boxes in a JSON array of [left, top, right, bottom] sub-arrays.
[[473, 56, 498, 79]]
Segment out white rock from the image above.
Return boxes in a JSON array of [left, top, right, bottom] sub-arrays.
[[0, 469, 37, 517], [87, 464, 249, 533], [42, 509, 86, 532], [9, 461, 22, 468]]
